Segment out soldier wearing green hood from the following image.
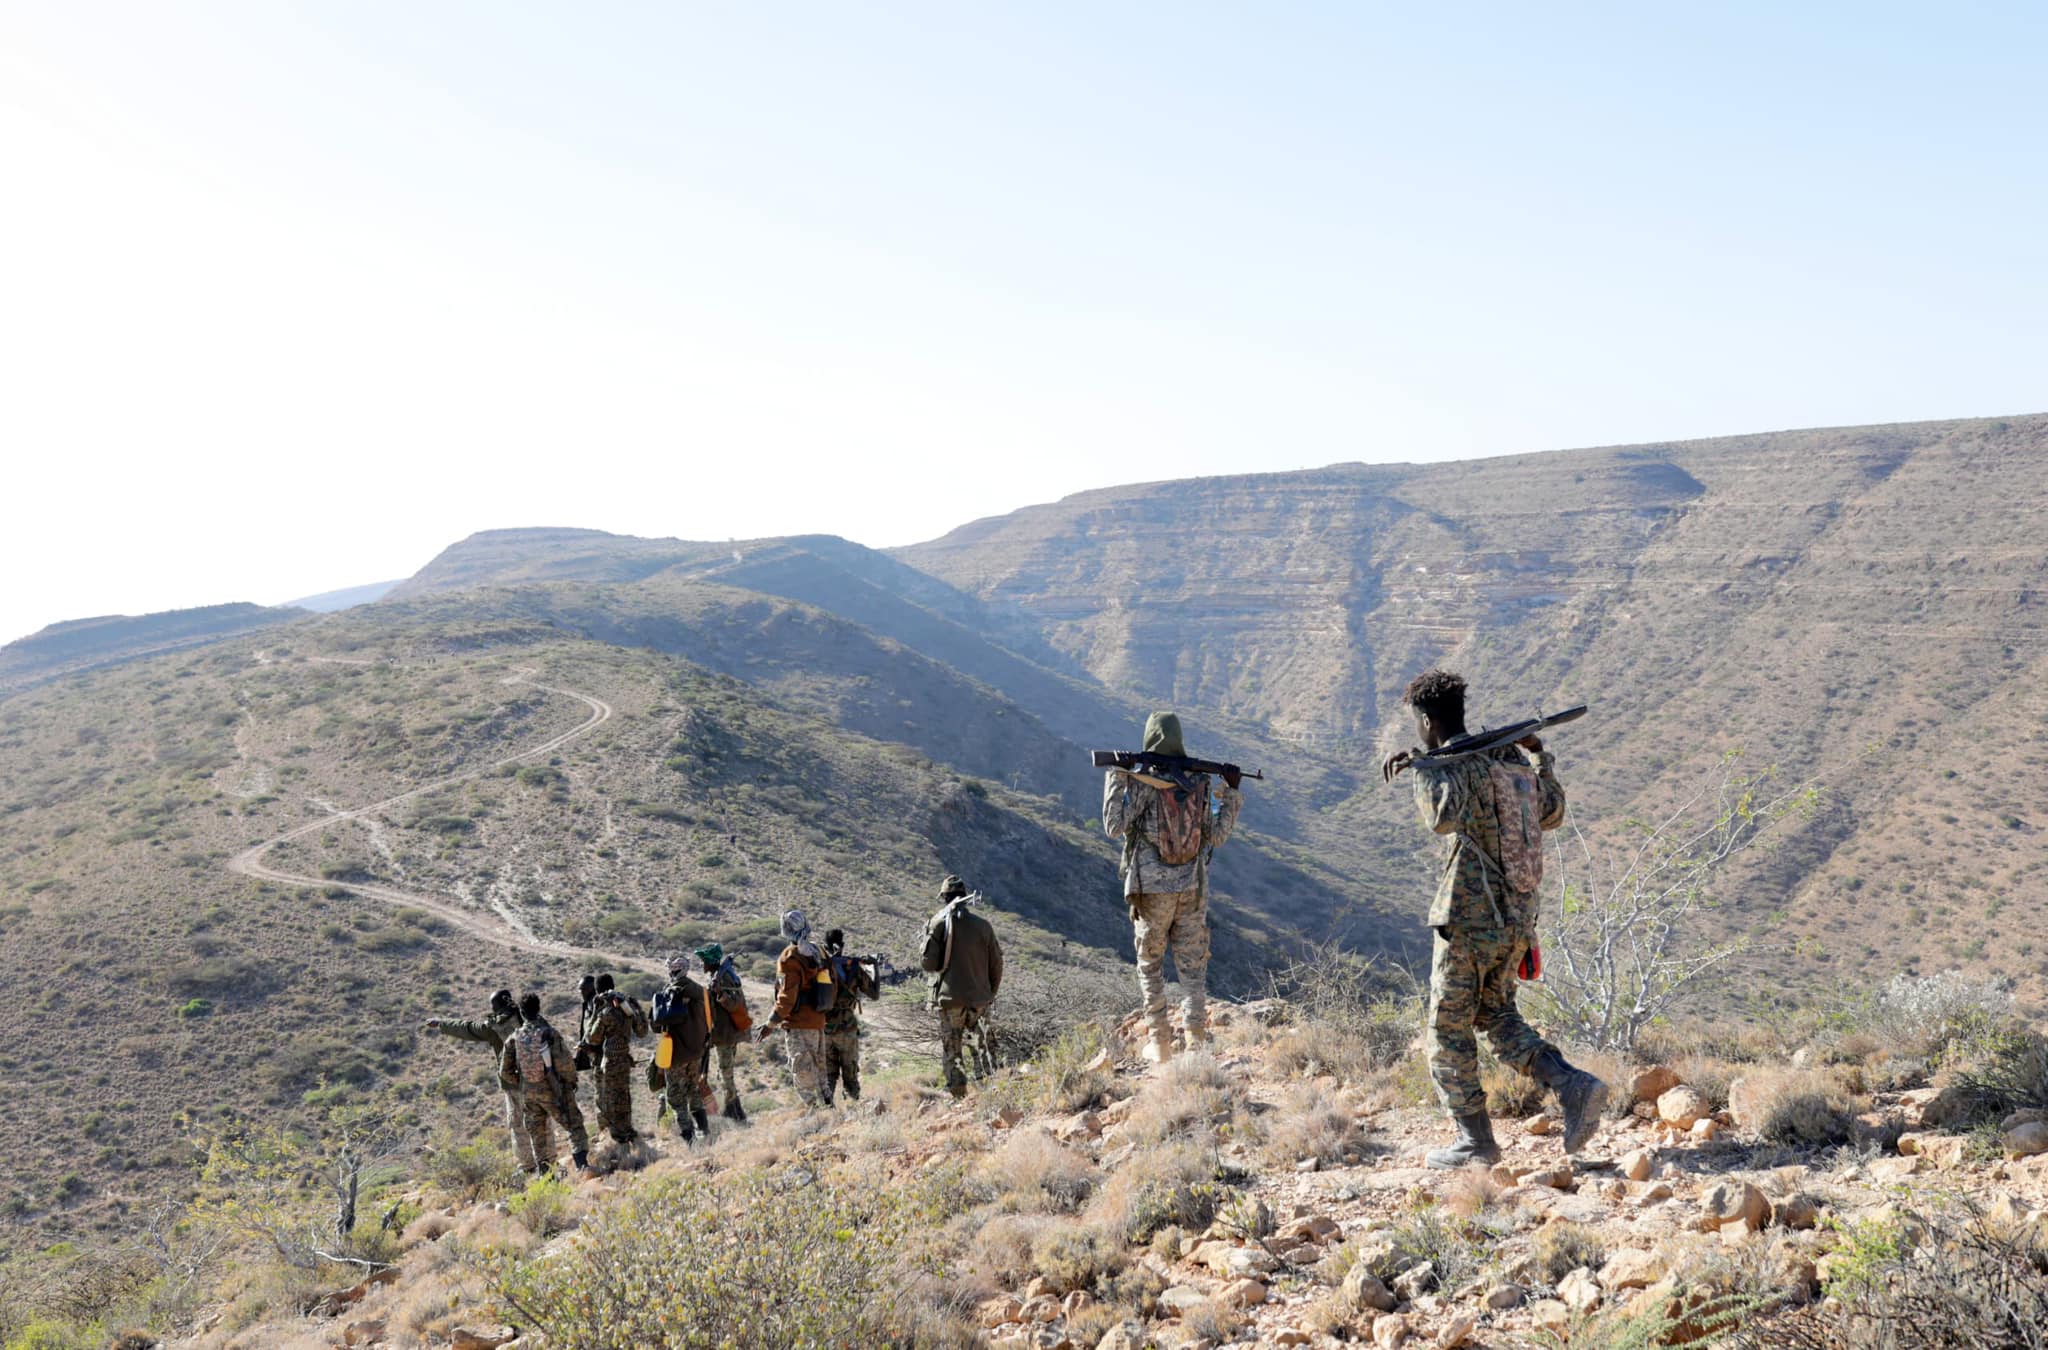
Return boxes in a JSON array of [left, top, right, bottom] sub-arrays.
[[1102, 710, 1243, 1063], [697, 942, 754, 1120]]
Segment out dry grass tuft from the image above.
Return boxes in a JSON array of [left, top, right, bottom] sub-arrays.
[[1533, 1221, 1612, 1285], [1260, 1083, 1365, 1167], [977, 1127, 1099, 1213]]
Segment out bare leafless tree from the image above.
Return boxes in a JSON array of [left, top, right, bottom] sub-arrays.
[[1536, 752, 1820, 1054]]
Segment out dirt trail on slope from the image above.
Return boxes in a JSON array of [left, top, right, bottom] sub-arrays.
[[227, 666, 666, 976]]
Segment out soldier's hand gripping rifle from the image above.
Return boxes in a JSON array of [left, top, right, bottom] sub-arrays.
[[1090, 749, 1264, 791], [853, 955, 916, 989], [1381, 705, 1589, 782]]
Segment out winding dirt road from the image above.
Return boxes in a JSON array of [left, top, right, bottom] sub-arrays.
[[228, 667, 666, 976]]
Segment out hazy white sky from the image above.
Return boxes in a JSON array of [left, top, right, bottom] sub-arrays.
[[3, 2, 2044, 643]]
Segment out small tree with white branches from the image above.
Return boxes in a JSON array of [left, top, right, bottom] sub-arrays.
[[1536, 751, 1820, 1054]]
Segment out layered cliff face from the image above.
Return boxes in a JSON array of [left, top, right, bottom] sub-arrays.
[[900, 415, 2048, 1000]]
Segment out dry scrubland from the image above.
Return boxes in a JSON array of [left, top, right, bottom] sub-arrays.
[[4, 412, 2048, 1346], [0, 614, 1144, 1261], [9, 950, 2047, 1349]]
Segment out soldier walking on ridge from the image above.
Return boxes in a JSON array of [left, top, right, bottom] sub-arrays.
[[577, 972, 648, 1146], [498, 993, 591, 1174], [1381, 669, 1609, 1167], [651, 954, 713, 1143], [820, 927, 880, 1104], [767, 910, 832, 1108], [696, 943, 754, 1121], [921, 875, 1003, 1099], [424, 988, 536, 1172], [1102, 711, 1242, 1063]]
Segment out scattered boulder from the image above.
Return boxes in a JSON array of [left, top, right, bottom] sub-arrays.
[[1620, 1149, 1654, 1183], [1598, 1246, 1668, 1291], [1524, 1113, 1557, 1137], [1371, 1313, 1411, 1348], [1437, 1313, 1477, 1347], [1897, 1133, 1969, 1168], [1558, 1266, 1603, 1313], [1869, 1155, 1926, 1183], [1657, 1087, 1707, 1130], [1699, 1180, 1770, 1233], [450, 1329, 518, 1350], [1525, 1164, 1574, 1191], [341, 1319, 386, 1347], [1631, 1066, 1683, 1104], [1772, 1194, 1821, 1231], [979, 1296, 1024, 1328], [2004, 1121, 2048, 1160], [1219, 1278, 1268, 1309], [1094, 1323, 1148, 1350], [1484, 1284, 1524, 1310], [1343, 1265, 1399, 1313], [1530, 1299, 1572, 1333], [1392, 1261, 1437, 1302], [1156, 1285, 1211, 1318]]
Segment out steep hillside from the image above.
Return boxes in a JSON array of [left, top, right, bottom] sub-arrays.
[[899, 415, 2048, 1000], [0, 602, 305, 693], [0, 610, 1245, 1258]]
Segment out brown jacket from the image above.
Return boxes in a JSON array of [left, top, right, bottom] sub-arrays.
[[920, 899, 1003, 1011], [772, 943, 827, 1031]]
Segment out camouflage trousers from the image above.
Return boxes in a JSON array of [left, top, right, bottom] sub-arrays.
[[783, 1026, 829, 1107], [823, 1026, 861, 1103], [709, 1039, 739, 1101], [1131, 889, 1210, 1038], [1426, 923, 1552, 1118], [939, 1005, 992, 1095], [662, 1052, 710, 1138], [595, 1056, 636, 1144], [520, 1083, 590, 1170], [501, 1088, 537, 1171]]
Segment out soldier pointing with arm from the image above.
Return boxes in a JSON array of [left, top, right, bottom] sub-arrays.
[[423, 988, 536, 1173], [1384, 669, 1608, 1167]]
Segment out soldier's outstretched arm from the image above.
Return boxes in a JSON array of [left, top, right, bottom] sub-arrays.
[[1414, 760, 1465, 835]]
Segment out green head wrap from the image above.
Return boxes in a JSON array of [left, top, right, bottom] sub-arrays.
[[1142, 711, 1185, 757], [694, 943, 724, 967]]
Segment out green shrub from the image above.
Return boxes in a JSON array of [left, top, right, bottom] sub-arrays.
[[507, 1171, 575, 1237], [425, 1133, 522, 1204], [177, 998, 213, 1019], [491, 1169, 962, 1346]]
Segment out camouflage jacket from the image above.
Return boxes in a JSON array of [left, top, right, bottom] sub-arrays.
[[1102, 773, 1242, 898], [578, 992, 645, 1068], [497, 1019, 579, 1095], [822, 955, 879, 1034], [435, 1009, 520, 1055], [1411, 747, 1566, 932], [707, 962, 751, 1047]]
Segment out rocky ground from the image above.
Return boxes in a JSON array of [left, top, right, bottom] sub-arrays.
[[167, 1001, 2048, 1350]]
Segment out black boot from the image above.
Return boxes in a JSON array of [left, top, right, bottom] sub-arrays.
[[722, 1096, 747, 1122], [1426, 1112, 1501, 1169], [691, 1107, 710, 1136], [571, 1149, 589, 1171], [1534, 1048, 1611, 1154], [675, 1119, 695, 1146]]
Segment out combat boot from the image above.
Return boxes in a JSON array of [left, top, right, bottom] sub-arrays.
[[722, 1095, 747, 1122], [1533, 1048, 1611, 1153], [1425, 1112, 1501, 1169], [571, 1149, 590, 1172], [691, 1107, 710, 1136], [1141, 1018, 1176, 1065]]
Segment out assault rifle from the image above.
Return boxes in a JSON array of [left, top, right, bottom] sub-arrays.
[[1383, 705, 1588, 779], [850, 955, 917, 989], [1090, 750, 1263, 790]]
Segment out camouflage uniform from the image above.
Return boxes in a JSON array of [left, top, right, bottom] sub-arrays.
[[1103, 768, 1241, 1042], [498, 1019, 590, 1170], [578, 992, 647, 1145], [1412, 747, 1567, 1116], [938, 1005, 993, 1093], [821, 955, 879, 1104], [431, 1009, 537, 1172]]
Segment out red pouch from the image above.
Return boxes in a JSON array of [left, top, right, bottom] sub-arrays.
[[1519, 942, 1542, 982]]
